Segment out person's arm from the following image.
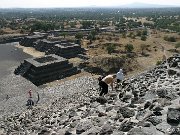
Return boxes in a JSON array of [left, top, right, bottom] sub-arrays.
[[110, 81, 113, 91], [99, 82, 102, 91]]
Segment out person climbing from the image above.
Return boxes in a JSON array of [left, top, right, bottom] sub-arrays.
[[115, 68, 124, 89], [36, 92, 40, 104], [28, 89, 32, 98], [26, 89, 34, 109], [6, 95, 9, 101], [26, 98, 34, 109], [98, 74, 106, 92], [99, 74, 116, 96]]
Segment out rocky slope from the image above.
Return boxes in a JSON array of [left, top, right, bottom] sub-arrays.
[[0, 54, 180, 135]]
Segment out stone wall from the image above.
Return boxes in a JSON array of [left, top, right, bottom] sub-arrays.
[[19, 35, 45, 47]]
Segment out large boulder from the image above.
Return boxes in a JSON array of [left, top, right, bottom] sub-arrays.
[[69, 110, 78, 118], [127, 127, 149, 135], [96, 97, 107, 104], [81, 126, 101, 135], [156, 89, 168, 98], [127, 127, 160, 135], [119, 120, 136, 132], [167, 107, 180, 124], [76, 121, 93, 134], [144, 101, 151, 110], [99, 124, 113, 135], [147, 116, 162, 126], [118, 107, 135, 118]]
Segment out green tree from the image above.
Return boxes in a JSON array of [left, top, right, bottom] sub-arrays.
[[75, 32, 83, 40], [87, 34, 93, 44], [128, 32, 134, 38], [125, 44, 134, 53], [61, 24, 64, 30], [91, 30, 98, 37], [30, 21, 56, 32], [156, 60, 162, 65], [136, 30, 142, 36], [75, 32, 83, 45], [81, 21, 93, 29], [169, 36, 176, 42], [142, 30, 148, 35], [60, 32, 67, 38], [141, 35, 147, 41], [122, 32, 127, 38], [70, 22, 76, 28], [106, 44, 116, 54], [164, 36, 176, 42]]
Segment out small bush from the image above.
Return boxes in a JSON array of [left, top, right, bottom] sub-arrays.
[[141, 35, 147, 41], [156, 60, 162, 65], [106, 44, 116, 54], [164, 36, 176, 42], [136, 31, 142, 36], [128, 32, 133, 37], [142, 30, 148, 35], [122, 33, 126, 38], [169, 37, 176, 42], [125, 44, 134, 53]]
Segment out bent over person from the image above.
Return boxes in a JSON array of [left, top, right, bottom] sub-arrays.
[[99, 74, 116, 96]]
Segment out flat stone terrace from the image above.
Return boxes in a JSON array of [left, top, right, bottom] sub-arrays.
[[25, 54, 67, 67]]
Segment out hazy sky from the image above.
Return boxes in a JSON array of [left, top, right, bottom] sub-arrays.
[[1, 0, 180, 8]]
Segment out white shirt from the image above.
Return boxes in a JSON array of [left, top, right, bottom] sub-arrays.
[[116, 69, 124, 80]]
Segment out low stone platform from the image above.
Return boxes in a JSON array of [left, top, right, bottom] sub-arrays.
[[14, 54, 80, 86], [19, 37, 85, 58], [19, 35, 45, 47]]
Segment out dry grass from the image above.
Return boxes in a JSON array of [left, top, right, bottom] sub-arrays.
[[1, 28, 21, 34], [125, 17, 154, 24], [81, 30, 179, 76]]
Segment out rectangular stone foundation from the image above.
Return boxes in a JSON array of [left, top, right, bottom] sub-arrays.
[[16, 54, 80, 86]]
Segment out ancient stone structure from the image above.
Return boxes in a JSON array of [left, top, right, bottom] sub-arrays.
[[34, 39, 84, 58], [19, 35, 45, 47], [14, 54, 80, 86], [19, 36, 85, 58], [48, 29, 93, 37]]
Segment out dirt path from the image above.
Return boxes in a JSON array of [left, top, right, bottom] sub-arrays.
[[15, 44, 45, 58]]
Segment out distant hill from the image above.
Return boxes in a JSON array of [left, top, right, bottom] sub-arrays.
[[118, 2, 178, 8]]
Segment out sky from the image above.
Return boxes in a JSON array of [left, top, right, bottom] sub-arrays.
[[0, 0, 180, 8]]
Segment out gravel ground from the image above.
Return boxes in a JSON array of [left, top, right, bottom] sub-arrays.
[[0, 70, 99, 117]]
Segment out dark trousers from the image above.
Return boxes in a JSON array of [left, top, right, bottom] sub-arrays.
[[99, 81, 108, 96]]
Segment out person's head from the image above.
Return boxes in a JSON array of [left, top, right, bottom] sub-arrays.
[[112, 74, 117, 78], [119, 68, 123, 72], [98, 76, 102, 82]]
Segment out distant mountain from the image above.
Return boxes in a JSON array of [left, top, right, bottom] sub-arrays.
[[119, 2, 178, 8]]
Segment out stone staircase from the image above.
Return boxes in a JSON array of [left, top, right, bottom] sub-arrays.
[[14, 62, 31, 76]]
